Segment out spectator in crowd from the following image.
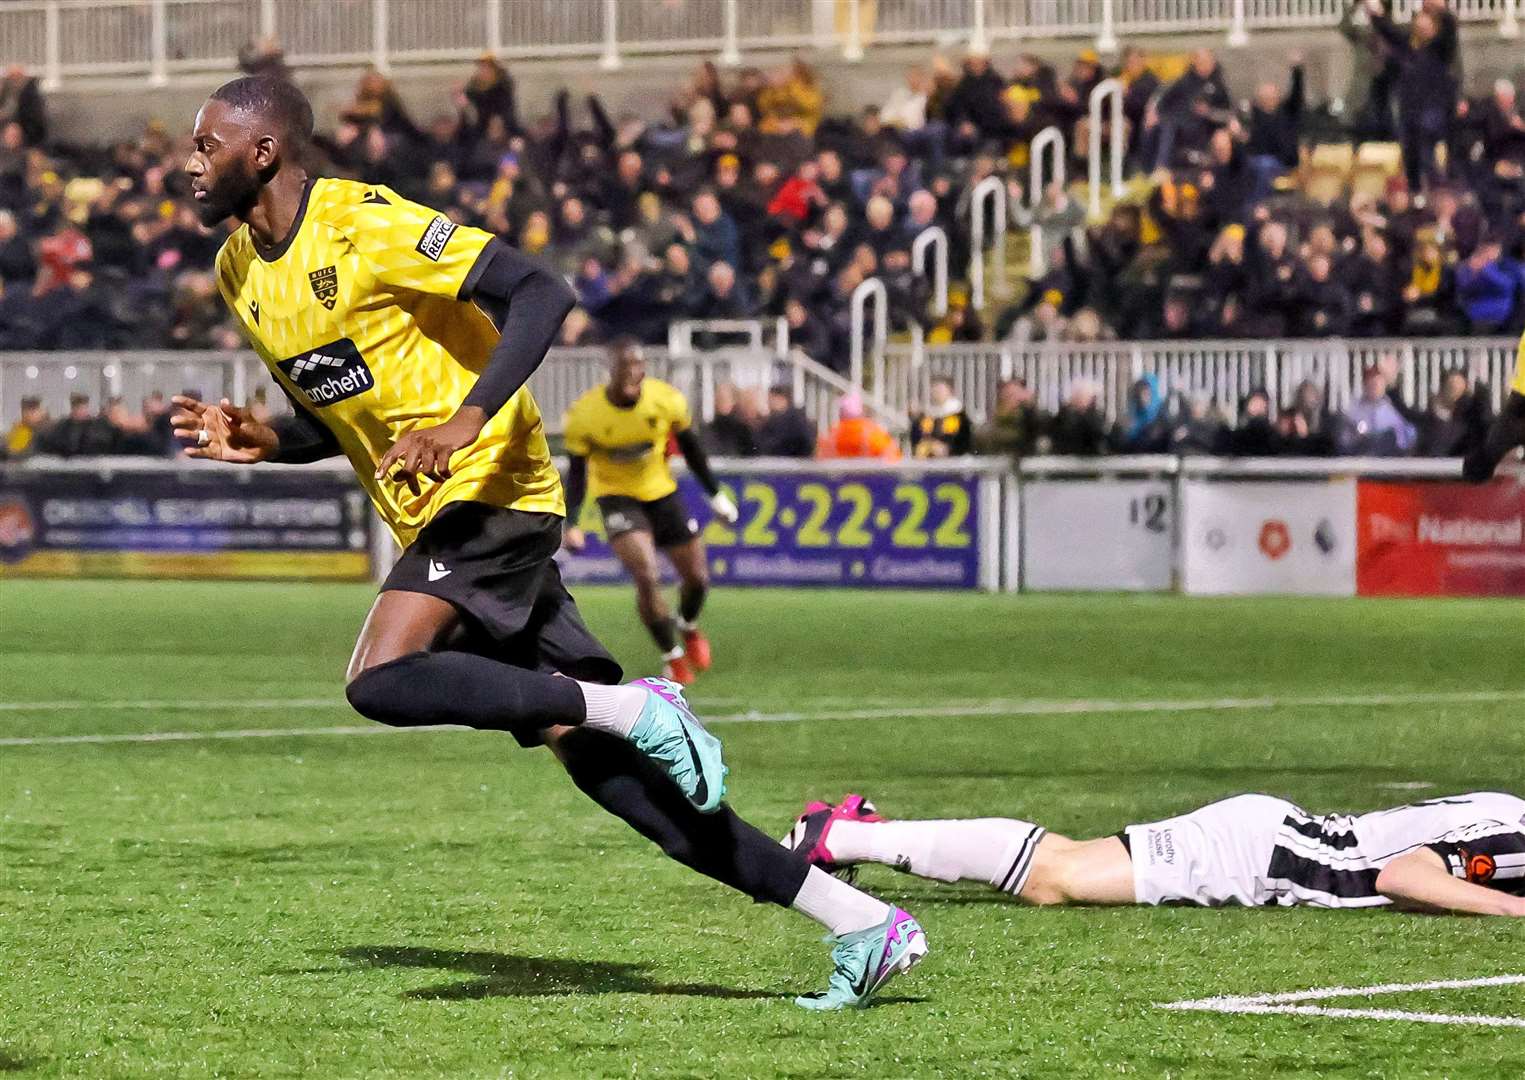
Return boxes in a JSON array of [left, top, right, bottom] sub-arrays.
[[1151, 48, 1233, 170], [1276, 379, 1335, 455], [0, 67, 45, 147], [1338, 364, 1419, 455], [1455, 237, 1524, 333], [1367, 0, 1459, 192], [1168, 392, 1229, 454], [704, 382, 759, 457], [756, 385, 816, 458], [1348, 229, 1402, 336], [3, 395, 48, 458], [974, 378, 1042, 457], [1245, 54, 1305, 194], [1419, 368, 1492, 456], [910, 376, 972, 458], [35, 393, 115, 457], [1229, 389, 1280, 456], [1049, 379, 1108, 456], [1115, 374, 1169, 452], [820, 393, 899, 459]]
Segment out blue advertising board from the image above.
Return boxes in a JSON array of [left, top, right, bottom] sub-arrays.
[[557, 465, 998, 590]]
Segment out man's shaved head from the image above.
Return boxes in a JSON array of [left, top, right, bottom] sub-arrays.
[[208, 75, 314, 145], [186, 75, 312, 227]]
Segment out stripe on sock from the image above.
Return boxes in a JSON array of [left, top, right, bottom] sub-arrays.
[[998, 825, 1046, 896]]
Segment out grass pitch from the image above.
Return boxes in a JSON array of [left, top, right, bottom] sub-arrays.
[[3, 581, 1524, 1078]]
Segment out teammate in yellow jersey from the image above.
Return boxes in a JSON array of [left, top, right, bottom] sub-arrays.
[[1463, 335, 1525, 481], [563, 338, 740, 685], [167, 75, 926, 1010]]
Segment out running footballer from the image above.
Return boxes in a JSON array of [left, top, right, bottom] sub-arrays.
[[562, 339, 739, 685], [785, 789, 1525, 916], [172, 75, 926, 1010]]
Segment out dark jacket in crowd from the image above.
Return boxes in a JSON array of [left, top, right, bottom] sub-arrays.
[[756, 406, 816, 458], [1246, 66, 1304, 169]]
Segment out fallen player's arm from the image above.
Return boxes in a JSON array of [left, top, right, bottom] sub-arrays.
[[1374, 848, 1525, 917], [673, 429, 738, 524]]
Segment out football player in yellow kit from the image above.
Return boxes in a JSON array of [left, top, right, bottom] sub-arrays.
[[168, 75, 926, 1010], [563, 339, 739, 685]]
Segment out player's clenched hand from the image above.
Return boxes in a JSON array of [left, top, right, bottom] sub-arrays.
[[376, 407, 486, 495], [171, 395, 277, 463]]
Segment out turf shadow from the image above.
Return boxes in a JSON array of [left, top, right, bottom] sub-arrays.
[[0, 1048, 33, 1073], [335, 945, 795, 1001]]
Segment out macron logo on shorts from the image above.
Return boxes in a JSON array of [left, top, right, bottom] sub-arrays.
[[277, 337, 374, 408]]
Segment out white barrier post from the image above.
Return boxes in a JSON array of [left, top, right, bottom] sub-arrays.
[[849, 277, 888, 390], [1088, 79, 1125, 219], [1028, 222, 1045, 278], [1503, 0, 1520, 38], [1096, 0, 1118, 52], [969, 0, 988, 53], [600, 0, 622, 70], [911, 225, 949, 317], [1029, 125, 1066, 210], [843, 0, 864, 61], [1227, 0, 1249, 46], [149, 0, 168, 85], [969, 175, 1005, 310], [719, 0, 741, 65]]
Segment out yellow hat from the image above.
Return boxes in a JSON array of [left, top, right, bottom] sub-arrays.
[[1078, 49, 1100, 65], [718, 153, 740, 170], [1222, 223, 1246, 242], [1042, 288, 1064, 307]]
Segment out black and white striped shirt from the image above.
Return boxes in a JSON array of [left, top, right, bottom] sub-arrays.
[[1265, 792, 1525, 908]]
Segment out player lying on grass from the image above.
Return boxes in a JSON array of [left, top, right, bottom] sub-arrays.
[[171, 74, 925, 1010], [784, 791, 1525, 915], [561, 339, 739, 686]]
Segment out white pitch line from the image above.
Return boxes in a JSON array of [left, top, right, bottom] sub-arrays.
[[0, 695, 912, 714], [1162, 973, 1525, 1009], [1, 688, 1524, 748], [1165, 1003, 1525, 1029], [1160, 974, 1525, 1029]]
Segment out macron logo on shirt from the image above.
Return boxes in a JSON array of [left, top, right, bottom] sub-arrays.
[[277, 337, 375, 407]]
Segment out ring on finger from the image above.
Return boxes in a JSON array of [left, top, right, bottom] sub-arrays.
[[197, 428, 210, 447]]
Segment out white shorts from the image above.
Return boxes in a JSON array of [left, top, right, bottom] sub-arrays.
[[1125, 794, 1294, 907]]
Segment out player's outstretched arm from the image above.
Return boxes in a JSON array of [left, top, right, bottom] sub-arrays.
[[563, 453, 589, 552], [674, 429, 739, 524], [171, 395, 279, 463], [1374, 849, 1525, 917]]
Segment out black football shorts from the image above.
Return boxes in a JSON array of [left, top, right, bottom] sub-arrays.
[[382, 501, 623, 745], [596, 491, 697, 549]]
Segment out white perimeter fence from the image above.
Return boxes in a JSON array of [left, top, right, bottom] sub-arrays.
[[0, 0, 1516, 89], [4, 337, 1512, 441]]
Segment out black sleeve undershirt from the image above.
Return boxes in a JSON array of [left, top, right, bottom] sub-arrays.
[[457, 237, 577, 419], [269, 385, 343, 464], [674, 428, 720, 497], [564, 453, 589, 523]]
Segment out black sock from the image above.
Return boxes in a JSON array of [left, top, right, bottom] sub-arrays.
[[556, 727, 809, 906], [678, 581, 707, 625], [346, 651, 586, 740], [645, 616, 679, 653]]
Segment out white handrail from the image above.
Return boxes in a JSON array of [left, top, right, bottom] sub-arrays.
[[849, 277, 888, 390], [969, 175, 1006, 311], [911, 225, 949, 318], [1029, 126, 1066, 211], [1088, 78, 1126, 219]]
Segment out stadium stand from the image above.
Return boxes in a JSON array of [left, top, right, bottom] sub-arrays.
[[0, 0, 1522, 462]]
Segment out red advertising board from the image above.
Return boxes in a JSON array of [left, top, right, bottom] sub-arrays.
[[1357, 481, 1525, 596]]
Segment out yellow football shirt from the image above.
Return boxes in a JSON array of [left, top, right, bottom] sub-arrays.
[[213, 176, 563, 548], [1514, 332, 1525, 397], [563, 379, 692, 502]]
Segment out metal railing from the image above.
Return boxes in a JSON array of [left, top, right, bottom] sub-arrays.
[[9, 0, 1517, 90], [1, 337, 1515, 444]]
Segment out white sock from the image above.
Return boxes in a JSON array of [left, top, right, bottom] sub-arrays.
[[828, 819, 1047, 896], [576, 681, 647, 739], [790, 866, 891, 937], [661, 646, 685, 662], [675, 617, 697, 633]]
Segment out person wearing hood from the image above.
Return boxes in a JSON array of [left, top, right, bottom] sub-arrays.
[[910, 376, 972, 458], [1114, 374, 1169, 453]]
